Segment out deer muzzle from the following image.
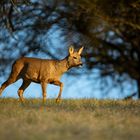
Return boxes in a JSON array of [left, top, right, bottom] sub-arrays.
[[79, 63, 83, 67]]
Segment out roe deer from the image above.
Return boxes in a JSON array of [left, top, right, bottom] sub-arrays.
[[0, 46, 84, 103]]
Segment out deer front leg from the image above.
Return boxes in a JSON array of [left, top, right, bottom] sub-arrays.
[[53, 81, 63, 103], [18, 80, 31, 104], [41, 82, 47, 104]]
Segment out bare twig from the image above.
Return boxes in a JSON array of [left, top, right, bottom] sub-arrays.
[[10, 0, 20, 13]]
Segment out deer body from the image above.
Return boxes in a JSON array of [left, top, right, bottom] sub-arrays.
[[0, 46, 83, 103], [17, 57, 68, 83]]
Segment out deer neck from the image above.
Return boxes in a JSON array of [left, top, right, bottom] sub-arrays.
[[59, 56, 70, 73]]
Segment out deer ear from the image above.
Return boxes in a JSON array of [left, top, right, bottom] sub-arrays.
[[78, 47, 84, 55], [69, 46, 74, 55]]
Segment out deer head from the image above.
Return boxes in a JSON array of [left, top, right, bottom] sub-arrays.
[[67, 45, 84, 68]]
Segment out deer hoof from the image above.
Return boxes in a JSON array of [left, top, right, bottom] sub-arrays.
[[56, 98, 61, 103], [18, 98, 25, 105]]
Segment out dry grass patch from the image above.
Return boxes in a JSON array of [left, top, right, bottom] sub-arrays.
[[0, 98, 140, 140]]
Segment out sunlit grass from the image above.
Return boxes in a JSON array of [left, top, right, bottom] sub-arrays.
[[0, 98, 140, 140]]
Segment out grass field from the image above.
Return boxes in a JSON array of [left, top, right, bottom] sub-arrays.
[[0, 98, 140, 140]]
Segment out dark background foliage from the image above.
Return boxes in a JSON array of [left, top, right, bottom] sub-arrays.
[[0, 0, 140, 98]]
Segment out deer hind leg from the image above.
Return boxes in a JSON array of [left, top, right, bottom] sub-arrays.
[[18, 80, 31, 103], [53, 81, 63, 103], [0, 60, 23, 96], [0, 75, 19, 96], [41, 82, 47, 104]]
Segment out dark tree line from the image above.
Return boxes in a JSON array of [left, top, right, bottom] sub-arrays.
[[0, 0, 140, 98]]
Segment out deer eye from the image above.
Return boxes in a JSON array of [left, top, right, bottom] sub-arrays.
[[73, 56, 77, 59]]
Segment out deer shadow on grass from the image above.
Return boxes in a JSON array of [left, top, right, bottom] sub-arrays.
[[20, 99, 80, 111], [20, 99, 61, 109]]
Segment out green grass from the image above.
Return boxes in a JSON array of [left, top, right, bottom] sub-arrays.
[[0, 98, 140, 140]]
